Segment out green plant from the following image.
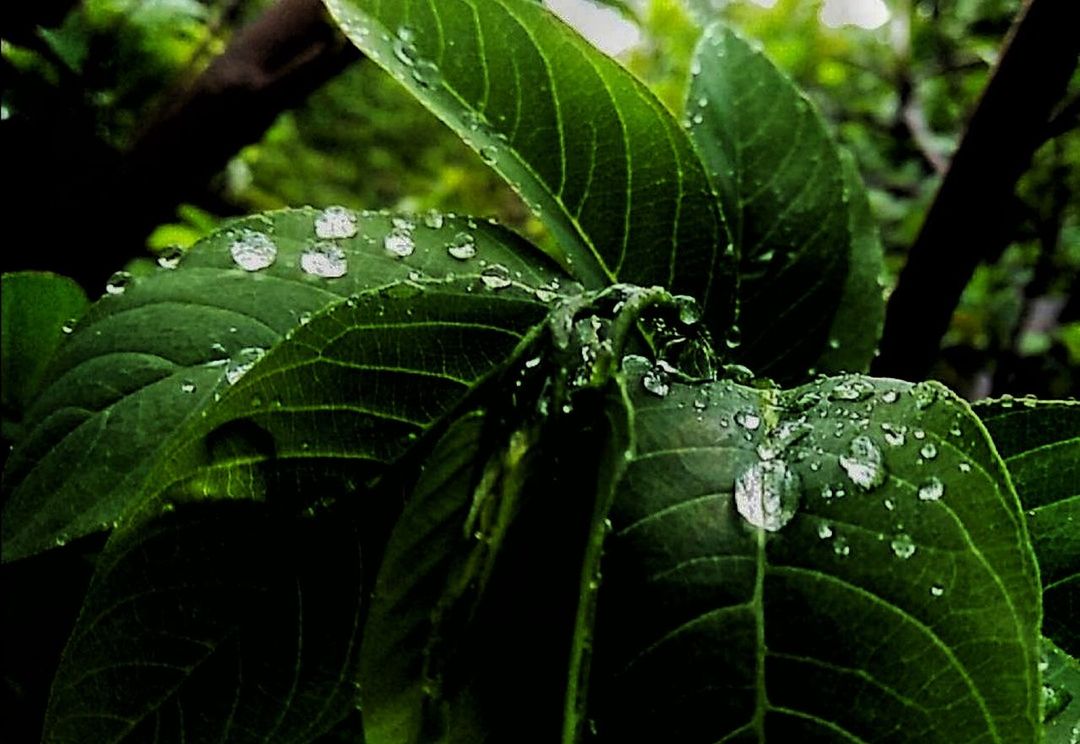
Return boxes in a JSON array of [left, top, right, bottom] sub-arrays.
[[2, 1, 1076, 742]]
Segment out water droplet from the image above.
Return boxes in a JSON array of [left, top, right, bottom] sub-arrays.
[[913, 429, 926, 440], [225, 347, 266, 385], [383, 228, 415, 258], [817, 522, 833, 539], [180, 380, 197, 394], [920, 443, 938, 460], [833, 535, 851, 556], [734, 459, 801, 532], [61, 319, 76, 334], [918, 476, 944, 502], [105, 271, 133, 295], [642, 366, 670, 397], [958, 462, 972, 473], [839, 435, 886, 490], [912, 381, 939, 409], [412, 59, 441, 88], [883, 498, 895, 511], [157, 246, 184, 269], [423, 209, 444, 229], [930, 584, 945, 597], [829, 378, 873, 402], [480, 264, 512, 290], [881, 390, 899, 403], [479, 145, 498, 164], [392, 28, 417, 65], [300, 242, 348, 277], [735, 409, 761, 431], [724, 325, 742, 349], [230, 230, 277, 271], [315, 206, 359, 239], [828, 337, 840, 350], [880, 422, 906, 447], [534, 287, 558, 303], [890, 533, 916, 559], [447, 232, 477, 260]]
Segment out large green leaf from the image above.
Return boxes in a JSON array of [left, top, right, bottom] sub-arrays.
[[975, 398, 1079, 655], [587, 374, 1039, 742], [686, 24, 884, 380], [1, 208, 566, 561], [43, 499, 365, 743], [323, 0, 736, 330], [1, 272, 89, 434]]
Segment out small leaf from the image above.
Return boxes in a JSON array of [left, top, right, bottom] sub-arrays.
[[2, 208, 566, 561], [587, 374, 1039, 741], [1, 272, 89, 431], [686, 25, 884, 381], [975, 398, 1080, 656], [323, 0, 736, 332], [44, 500, 364, 743]]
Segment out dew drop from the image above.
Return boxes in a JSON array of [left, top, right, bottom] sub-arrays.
[[817, 522, 833, 539], [157, 246, 184, 270], [918, 476, 944, 502], [447, 232, 477, 260], [383, 228, 415, 258], [479, 145, 498, 164], [930, 584, 945, 597], [958, 462, 972, 473], [912, 381, 939, 410], [880, 422, 906, 447], [735, 409, 761, 431], [300, 242, 348, 277], [881, 390, 899, 403], [829, 378, 873, 402], [920, 443, 938, 460], [105, 271, 133, 296], [61, 319, 76, 334], [833, 535, 851, 556], [225, 347, 266, 385], [839, 435, 886, 490], [642, 366, 670, 398], [230, 230, 277, 271], [315, 206, 359, 239], [890, 533, 916, 559], [412, 58, 441, 88], [724, 324, 742, 349], [480, 264, 512, 290], [180, 380, 197, 394], [423, 209, 444, 229], [734, 459, 801, 532]]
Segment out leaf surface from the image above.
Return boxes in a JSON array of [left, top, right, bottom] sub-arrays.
[[2, 208, 564, 561], [976, 399, 1079, 655], [1041, 638, 1080, 743], [43, 500, 364, 743], [323, 0, 735, 330], [686, 25, 884, 380], [588, 374, 1039, 742], [1, 272, 89, 432]]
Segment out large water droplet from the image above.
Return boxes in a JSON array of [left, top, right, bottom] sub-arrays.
[[880, 422, 906, 447], [734, 459, 801, 532], [230, 230, 277, 271], [447, 232, 477, 260], [225, 347, 266, 385], [105, 271, 133, 296], [383, 228, 415, 258], [735, 409, 761, 431], [157, 246, 184, 270], [315, 206, 358, 239], [642, 365, 670, 397], [891, 533, 916, 559], [300, 242, 348, 277], [918, 476, 944, 502], [423, 209, 444, 229], [839, 435, 886, 490], [480, 264, 512, 290]]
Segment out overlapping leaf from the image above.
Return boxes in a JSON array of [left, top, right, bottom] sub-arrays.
[[323, 0, 735, 331], [2, 208, 566, 561], [44, 499, 365, 743], [686, 25, 884, 381], [976, 398, 1079, 655], [587, 374, 1039, 742], [1, 272, 89, 436]]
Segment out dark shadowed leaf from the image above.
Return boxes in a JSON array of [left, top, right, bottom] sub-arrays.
[[975, 398, 1079, 655], [588, 374, 1039, 742], [1041, 638, 1080, 743], [2, 208, 566, 561], [686, 24, 884, 381], [43, 500, 364, 743], [324, 0, 736, 332], [1, 272, 89, 435]]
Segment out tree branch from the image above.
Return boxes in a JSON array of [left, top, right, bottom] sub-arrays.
[[872, 0, 1080, 381]]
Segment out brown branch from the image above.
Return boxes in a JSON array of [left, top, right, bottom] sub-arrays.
[[872, 0, 1080, 382]]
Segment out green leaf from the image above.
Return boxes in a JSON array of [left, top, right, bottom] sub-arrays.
[[975, 398, 1080, 656], [323, 0, 736, 330], [43, 499, 364, 743], [686, 25, 884, 380], [587, 374, 1039, 742], [2, 208, 565, 562], [1041, 638, 1080, 743], [1, 272, 89, 431]]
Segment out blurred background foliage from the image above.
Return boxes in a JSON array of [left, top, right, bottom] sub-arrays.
[[2, 0, 1077, 399]]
